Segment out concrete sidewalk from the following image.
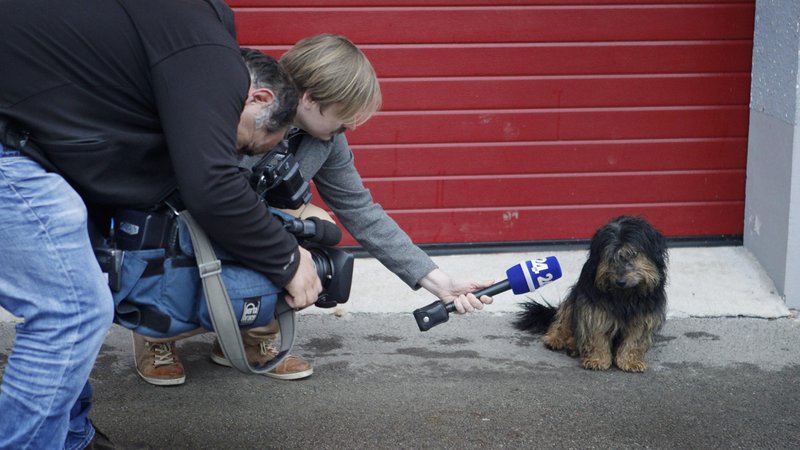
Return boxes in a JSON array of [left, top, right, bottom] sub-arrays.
[[313, 245, 792, 319], [0, 245, 793, 323]]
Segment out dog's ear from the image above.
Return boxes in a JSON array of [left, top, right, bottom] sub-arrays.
[[576, 245, 602, 296], [588, 222, 616, 260], [636, 221, 668, 277]]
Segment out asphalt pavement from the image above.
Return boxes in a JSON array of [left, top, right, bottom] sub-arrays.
[[1, 246, 798, 449], [2, 314, 794, 449]]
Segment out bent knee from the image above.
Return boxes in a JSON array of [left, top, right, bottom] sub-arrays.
[[280, 203, 334, 223], [88, 288, 115, 329], [72, 281, 115, 337]]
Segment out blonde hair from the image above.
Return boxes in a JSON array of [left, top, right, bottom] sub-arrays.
[[280, 34, 381, 126]]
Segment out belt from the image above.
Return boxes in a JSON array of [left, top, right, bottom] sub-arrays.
[[113, 208, 179, 252], [0, 118, 59, 172], [0, 117, 29, 152]]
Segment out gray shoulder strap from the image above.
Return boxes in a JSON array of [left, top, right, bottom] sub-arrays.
[[180, 210, 295, 374]]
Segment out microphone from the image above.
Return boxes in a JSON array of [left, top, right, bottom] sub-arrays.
[[413, 256, 562, 332], [282, 216, 342, 246]]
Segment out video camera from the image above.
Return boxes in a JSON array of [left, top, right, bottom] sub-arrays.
[[268, 208, 354, 308], [250, 150, 311, 210], [250, 149, 354, 308]]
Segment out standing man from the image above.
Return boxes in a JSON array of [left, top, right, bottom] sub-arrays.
[[0, 1, 310, 448]]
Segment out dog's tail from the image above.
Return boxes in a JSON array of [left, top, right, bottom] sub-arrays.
[[513, 300, 558, 334]]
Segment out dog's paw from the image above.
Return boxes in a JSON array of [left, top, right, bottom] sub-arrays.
[[615, 358, 647, 373], [542, 334, 565, 351], [581, 356, 612, 371]]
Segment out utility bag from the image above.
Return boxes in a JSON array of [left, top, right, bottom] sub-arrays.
[[111, 249, 279, 338]]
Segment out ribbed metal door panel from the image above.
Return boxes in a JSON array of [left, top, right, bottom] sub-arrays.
[[228, 0, 754, 245]]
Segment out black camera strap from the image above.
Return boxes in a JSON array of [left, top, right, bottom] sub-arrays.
[[286, 128, 304, 154], [180, 210, 295, 374]]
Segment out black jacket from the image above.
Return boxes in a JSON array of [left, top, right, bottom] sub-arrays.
[[0, 0, 300, 286]]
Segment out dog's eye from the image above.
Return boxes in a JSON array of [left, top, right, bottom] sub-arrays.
[[619, 249, 638, 262]]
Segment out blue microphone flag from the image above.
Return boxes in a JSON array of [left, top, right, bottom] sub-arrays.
[[506, 256, 562, 295]]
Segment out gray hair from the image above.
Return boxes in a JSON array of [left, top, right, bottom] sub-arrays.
[[241, 47, 298, 132]]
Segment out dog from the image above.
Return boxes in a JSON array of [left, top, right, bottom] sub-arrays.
[[514, 215, 668, 372]]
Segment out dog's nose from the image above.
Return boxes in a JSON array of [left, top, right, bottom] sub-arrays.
[[615, 279, 627, 288]]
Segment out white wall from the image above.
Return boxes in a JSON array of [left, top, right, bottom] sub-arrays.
[[744, 0, 800, 309]]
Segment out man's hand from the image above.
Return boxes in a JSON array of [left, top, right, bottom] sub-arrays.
[[418, 268, 494, 314], [283, 247, 322, 310]]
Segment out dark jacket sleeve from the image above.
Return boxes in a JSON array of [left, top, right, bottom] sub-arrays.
[[151, 45, 300, 287]]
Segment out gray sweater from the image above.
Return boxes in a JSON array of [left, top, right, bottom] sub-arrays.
[[246, 131, 438, 289]]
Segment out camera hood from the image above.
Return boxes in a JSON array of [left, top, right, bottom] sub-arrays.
[[307, 245, 354, 308]]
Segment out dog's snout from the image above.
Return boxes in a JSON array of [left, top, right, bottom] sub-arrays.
[[615, 279, 627, 288]]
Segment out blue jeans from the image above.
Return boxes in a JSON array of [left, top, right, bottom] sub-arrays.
[[0, 146, 114, 449]]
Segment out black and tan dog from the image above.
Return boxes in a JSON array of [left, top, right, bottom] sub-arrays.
[[514, 215, 668, 372]]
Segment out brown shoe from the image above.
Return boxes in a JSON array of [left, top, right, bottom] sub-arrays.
[[210, 338, 313, 380], [131, 332, 185, 386]]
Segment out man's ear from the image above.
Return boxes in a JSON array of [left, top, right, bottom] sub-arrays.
[[248, 87, 276, 106]]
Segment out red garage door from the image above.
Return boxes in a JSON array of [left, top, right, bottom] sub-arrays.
[[230, 0, 754, 247]]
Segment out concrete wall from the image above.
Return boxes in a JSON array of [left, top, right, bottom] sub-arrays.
[[744, 0, 800, 309]]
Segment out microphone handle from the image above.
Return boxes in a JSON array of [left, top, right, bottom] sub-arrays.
[[444, 279, 511, 313]]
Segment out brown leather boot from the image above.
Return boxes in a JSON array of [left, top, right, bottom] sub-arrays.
[[131, 332, 185, 386], [210, 337, 313, 380]]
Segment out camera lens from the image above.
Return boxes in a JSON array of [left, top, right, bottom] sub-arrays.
[[309, 247, 339, 309], [309, 247, 333, 288], [305, 245, 354, 308]]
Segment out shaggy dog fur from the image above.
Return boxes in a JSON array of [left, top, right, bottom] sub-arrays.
[[514, 215, 668, 372]]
